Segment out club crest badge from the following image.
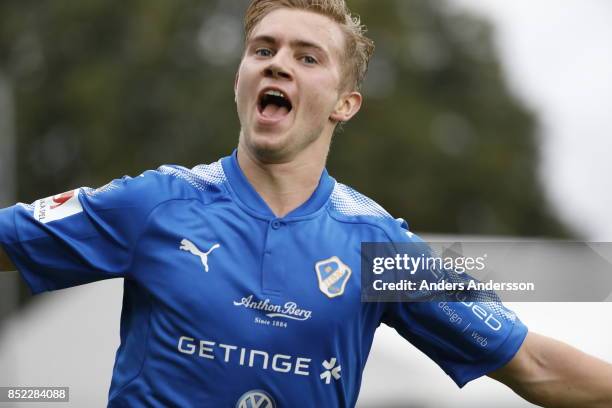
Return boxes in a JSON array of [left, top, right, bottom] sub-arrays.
[[315, 256, 352, 298]]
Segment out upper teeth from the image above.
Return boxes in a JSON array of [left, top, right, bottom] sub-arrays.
[[265, 90, 285, 99]]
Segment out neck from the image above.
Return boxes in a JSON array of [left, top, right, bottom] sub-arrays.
[[236, 137, 330, 218]]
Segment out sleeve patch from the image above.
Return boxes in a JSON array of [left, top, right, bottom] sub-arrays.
[[33, 189, 83, 224]]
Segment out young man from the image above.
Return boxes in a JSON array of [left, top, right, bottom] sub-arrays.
[[1, 0, 611, 406]]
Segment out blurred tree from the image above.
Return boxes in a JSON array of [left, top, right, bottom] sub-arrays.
[[0, 0, 568, 237]]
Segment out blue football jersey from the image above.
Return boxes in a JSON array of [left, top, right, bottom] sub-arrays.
[[0, 151, 528, 407]]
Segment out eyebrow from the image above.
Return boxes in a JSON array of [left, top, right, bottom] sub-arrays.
[[249, 35, 328, 56]]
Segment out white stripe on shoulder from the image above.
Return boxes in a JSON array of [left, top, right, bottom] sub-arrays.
[[329, 182, 392, 218], [158, 160, 226, 191]]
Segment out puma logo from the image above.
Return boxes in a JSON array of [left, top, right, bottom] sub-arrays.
[[179, 239, 221, 272]]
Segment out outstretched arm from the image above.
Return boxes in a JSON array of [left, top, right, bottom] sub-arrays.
[[490, 331, 612, 407], [0, 247, 15, 271]]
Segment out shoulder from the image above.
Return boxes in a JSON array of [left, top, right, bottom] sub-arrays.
[[327, 181, 416, 242], [81, 159, 228, 211], [156, 160, 227, 195]]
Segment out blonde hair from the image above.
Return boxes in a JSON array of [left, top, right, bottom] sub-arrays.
[[244, 0, 375, 91]]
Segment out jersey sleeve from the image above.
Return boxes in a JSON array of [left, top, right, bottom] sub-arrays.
[[381, 220, 528, 387], [0, 170, 168, 294]]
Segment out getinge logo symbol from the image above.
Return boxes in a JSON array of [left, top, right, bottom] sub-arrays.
[[320, 358, 341, 384], [236, 390, 275, 408]]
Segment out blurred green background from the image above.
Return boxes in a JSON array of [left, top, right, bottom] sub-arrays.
[[0, 0, 569, 237]]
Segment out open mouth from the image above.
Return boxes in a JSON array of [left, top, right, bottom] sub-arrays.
[[257, 89, 293, 121]]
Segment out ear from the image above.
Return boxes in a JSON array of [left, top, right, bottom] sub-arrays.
[[330, 91, 362, 123]]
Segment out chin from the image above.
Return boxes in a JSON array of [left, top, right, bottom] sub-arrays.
[[246, 132, 293, 162]]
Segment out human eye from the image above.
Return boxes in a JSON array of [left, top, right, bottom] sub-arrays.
[[300, 55, 318, 65], [255, 47, 273, 57]]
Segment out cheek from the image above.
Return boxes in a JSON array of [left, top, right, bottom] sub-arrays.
[[301, 86, 338, 120], [314, 71, 341, 106], [236, 63, 256, 100], [235, 79, 253, 115], [235, 70, 247, 99]]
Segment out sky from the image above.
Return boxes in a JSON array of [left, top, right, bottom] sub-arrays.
[[449, 0, 612, 240]]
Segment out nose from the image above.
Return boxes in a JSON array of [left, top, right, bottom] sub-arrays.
[[264, 64, 292, 80], [263, 53, 292, 80]]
